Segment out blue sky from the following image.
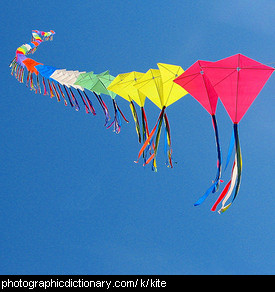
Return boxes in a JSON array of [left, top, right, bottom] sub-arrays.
[[1, 0, 274, 275]]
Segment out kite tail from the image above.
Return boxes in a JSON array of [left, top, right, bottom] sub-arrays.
[[9, 57, 16, 68], [77, 89, 90, 114], [141, 106, 150, 164], [15, 64, 21, 79], [224, 128, 235, 172], [211, 160, 237, 212], [135, 107, 166, 172], [141, 107, 149, 142], [17, 66, 22, 82], [150, 112, 165, 172], [63, 85, 74, 107], [51, 81, 60, 102], [26, 71, 30, 87], [194, 115, 223, 206], [212, 124, 242, 213], [93, 92, 110, 126], [21, 67, 25, 83], [129, 101, 141, 143], [36, 74, 41, 94], [29, 73, 36, 92], [11, 62, 19, 78], [227, 124, 242, 206], [14, 64, 19, 81], [10, 60, 17, 76], [69, 88, 80, 111], [56, 83, 68, 106], [107, 99, 121, 134], [82, 90, 96, 115], [16, 65, 20, 80], [42, 77, 48, 95], [116, 102, 129, 124], [13, 64, 24, 83], [211, 115, 222, 192], [47, 79, 55, 98], [164, 113, 173, 168]]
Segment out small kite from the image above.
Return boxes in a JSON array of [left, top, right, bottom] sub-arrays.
[[10, 30, 129, 134], [10, 30, 55, 86]]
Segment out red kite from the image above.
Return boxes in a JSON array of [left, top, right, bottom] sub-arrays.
[[202, 54, 274, 212], [174, 60, 222, 206]]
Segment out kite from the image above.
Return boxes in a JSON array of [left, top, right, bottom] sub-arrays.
[[134, 64, 188, 171], [174, 60, 222, 206], [10, 30, 129, 133], [74, 71, 109, 120], [94, 70, 129, 133], [74, 71, 129, 133], [51, 69, 96, 114], [9, 31, 275, 213], [200, 54, 274, 212], [10, 30, 54, 86], [108, 71, 149, 144]]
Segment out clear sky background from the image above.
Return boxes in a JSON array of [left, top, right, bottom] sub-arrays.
[[1, 0, 274, 275]]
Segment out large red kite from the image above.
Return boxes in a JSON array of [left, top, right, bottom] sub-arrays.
[[202, 54, 274, 212]]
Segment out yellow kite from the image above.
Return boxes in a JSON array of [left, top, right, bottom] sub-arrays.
[[134, 63, 188, 171], [108, 71, 149, 144]]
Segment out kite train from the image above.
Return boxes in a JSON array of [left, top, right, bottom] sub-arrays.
[[9, 30, 274, 213]]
